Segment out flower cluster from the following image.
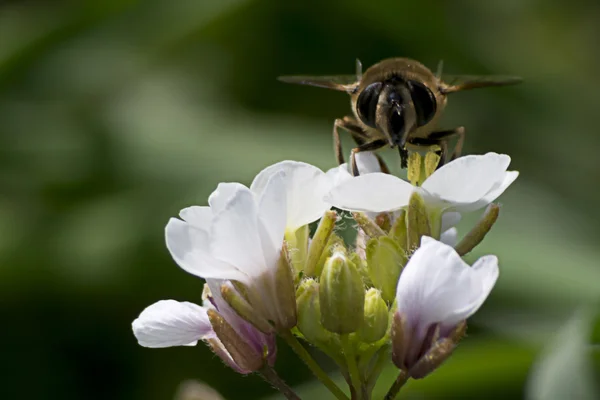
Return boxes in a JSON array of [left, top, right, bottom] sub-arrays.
[[132, 151, 518, 399]]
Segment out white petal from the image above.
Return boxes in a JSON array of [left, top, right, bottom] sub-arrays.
[[165, 218, 246, 282], [422, 153, 511, 204], [179, 206, 212, 229], [449, 170, 520, 213], [256, 170, 287, 270], [132, 300, 214, 348], [208, 183, 248, 214], [481, 170, 519, 205], [441, 212, 462, 232], [325, 164, 352, 187], [396, 237, 498, 329], [354, 152, 381, 174], [251, 161, 330, 230], [210, 186, 266, 278], [440, 227, 458, 247], [325, 173, 414, 213]]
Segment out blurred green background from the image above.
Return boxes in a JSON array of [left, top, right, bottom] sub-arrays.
[[1, 0, 599, 399]]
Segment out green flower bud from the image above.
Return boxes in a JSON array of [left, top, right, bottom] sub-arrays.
[[296, 279, 332, 344], [359, 288, 389, 343], [305, 210, 337, 277], [285, 224, 309, 275], [319, 252, 365, 334], [389, 209, 407, 251], [352, 212, 385, 239], [366, 236, 406, 303], [314, 233, 344, 278]]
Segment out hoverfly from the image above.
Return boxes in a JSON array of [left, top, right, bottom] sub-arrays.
[[278, 58, 521, 175]]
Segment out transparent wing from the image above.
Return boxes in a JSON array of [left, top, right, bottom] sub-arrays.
[[440, 74, 523, 93], [277, 74, 359, 92]]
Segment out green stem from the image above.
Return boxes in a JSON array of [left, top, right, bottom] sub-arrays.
[[365, 345, 390, 393], [384, 371, 409, 400], [340, 334, 362, 399], [259, 366, 301, 400], [281, 330, 349, 400]]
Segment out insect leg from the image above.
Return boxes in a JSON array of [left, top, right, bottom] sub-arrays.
[[333, 117, 370, 165], [343, 117, 391, 174], [428, 126, 466, 162], [350, 139, 388, 176]]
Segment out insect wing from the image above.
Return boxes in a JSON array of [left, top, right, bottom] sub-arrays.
[[440, 74, 522, 93], [277, 74, 358, 92]]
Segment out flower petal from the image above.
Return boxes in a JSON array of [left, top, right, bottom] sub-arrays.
[[396, 237, 498, 330], [325, 173, 414, 213], [210, 186, 266, 278], [209, 183, 248, 214], [422, 153, 511, 204], [179, 206, 212, 229], [440, 227, 458, 247], [166, 218, 245, 282], [355, 151, 381, 175], [256, 170, 287, 270], [441, 212, 461, 232], [132, 300, 214, 348]]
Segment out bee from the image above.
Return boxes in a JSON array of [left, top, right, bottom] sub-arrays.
[[278, 58, 522, 175]]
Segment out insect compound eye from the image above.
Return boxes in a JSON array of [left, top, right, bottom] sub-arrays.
[[407, 81, 437, 126], [356, 82, 383, 128]]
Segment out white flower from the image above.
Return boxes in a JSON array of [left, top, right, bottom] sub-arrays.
[[250, 161, 334, 232], [393, 236, 498, 371], [165, 161, 334, 330], [325, 152, 518, 215], [132, 279, 276, 374]]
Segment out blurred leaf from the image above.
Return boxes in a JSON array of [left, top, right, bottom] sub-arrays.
[[526, 309, 599, 400]]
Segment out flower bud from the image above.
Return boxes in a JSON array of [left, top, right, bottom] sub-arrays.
[[352, 212, 385, 238], [296, 279, 332, 344], [305, 210, 337, 277], [314, 233, 344, 278], [319, 252, 365, 334], [389, 209, 407, 250], [359, 289, 389, 343], [455, 203, 500, 256], [221, 284, 273, 333], [366, 236, 406, 302], [274, 243, 298, 330], [285, 225, 309, 274], [406, 191, 431, 252]]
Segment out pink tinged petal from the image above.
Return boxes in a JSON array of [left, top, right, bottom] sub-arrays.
[[132, 300, 214, 348], [256, 170, 287, 269], [165, 218, 246, 282], [396, 237, 498, 330], [325, 173, 414, 213], [208, 182, 248, 214], [210, 186, 266, 279], [422, 153, 511, 204], [179, 206, 212, 229], [206, 279, 278, 366], [251, 161, 330, 230], [440, 227, 458, 247]]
